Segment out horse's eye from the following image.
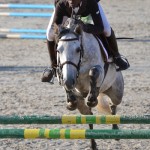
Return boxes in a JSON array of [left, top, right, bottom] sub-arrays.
[[76, 48, 81, 53]]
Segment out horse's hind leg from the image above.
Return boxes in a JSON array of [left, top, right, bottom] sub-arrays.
[[104, 73, 124, 131], [104, 89, 122, 130], [86, 66, 102, 108], [110, 104, 119, 130], [105, 91, 123, 131]]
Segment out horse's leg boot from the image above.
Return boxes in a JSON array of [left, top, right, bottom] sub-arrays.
[[41, 40, 57, 83], [106, 28, 130, 71], [86, 67, 100, 108]]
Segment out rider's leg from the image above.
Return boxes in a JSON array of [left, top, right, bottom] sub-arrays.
[[98, 3, 130, 71], [106, 28, 130, 70], [41, 40, 57, 82], [47, 40, 57, 68], [41, 10, 56, 82], [41, 9, 69, 82]]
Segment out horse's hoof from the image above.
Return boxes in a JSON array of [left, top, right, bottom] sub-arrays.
[[90, 146, 98, 150], [112, 124, 120, 141], [115, 138, 120, 141], [66, 101, 77, 111], [86, 100, 98, 107], [90, 140, 98, 150]]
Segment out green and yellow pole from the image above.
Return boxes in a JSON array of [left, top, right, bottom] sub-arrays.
[[0, 115, 149, 124], [0, 129, 149, 139]]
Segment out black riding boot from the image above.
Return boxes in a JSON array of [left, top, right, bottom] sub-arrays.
[[41, 40, 57, 82], [106, 28, 130, 71]]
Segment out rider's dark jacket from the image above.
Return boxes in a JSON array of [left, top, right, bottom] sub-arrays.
[[53, 0, 103, 34]]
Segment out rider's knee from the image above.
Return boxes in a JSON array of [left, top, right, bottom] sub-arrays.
[[103, 26, 111, 37], [46, 28, 55, 41]]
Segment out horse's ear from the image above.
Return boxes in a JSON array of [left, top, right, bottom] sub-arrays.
[[54, 24, 61, 43], [74, 24, 82, 35]]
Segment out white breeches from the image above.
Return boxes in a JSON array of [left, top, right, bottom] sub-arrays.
[[98, 3, 111, 37], [46, 2, 111, 41], [46, 9, 56, 41]]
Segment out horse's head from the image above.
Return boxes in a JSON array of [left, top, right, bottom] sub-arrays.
[[54, 20, 83, 91]]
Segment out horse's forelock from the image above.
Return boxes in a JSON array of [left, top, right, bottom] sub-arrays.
[[54, 20, 83, 43], [58, 28, 71, 38], [55, 27, 80, 43]]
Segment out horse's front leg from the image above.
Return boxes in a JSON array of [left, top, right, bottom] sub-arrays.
[[77, 102, 98, 150], [89, 111, 98, 150], [89, 123, 98, 150], [86, 66, 102, 107], [66, 90, 77, 111]]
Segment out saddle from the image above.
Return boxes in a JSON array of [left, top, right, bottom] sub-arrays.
[[94, 34, 113, 63]]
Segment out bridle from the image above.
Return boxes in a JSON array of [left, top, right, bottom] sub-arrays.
[[56, 29, 84, 84]]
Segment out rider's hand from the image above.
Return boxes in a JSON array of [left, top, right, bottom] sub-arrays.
[[81, 24, 93, 33]]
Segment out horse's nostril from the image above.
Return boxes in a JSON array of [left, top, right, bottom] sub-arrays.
[[64, 79, 75, 90], [72, 79, 75, 85]]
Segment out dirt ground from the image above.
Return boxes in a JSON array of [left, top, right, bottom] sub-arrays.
[[0, 0, 150, 150]]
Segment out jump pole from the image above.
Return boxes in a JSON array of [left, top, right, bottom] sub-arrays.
[[0, 4, 54, 9], [0, 12, 52, 17], [0, 34, 46, 39], [0, 28, 46, 33], [0, 129, 149, 139], [0, 115, 149, 124]]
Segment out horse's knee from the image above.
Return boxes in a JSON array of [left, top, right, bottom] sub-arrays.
[[86, 66, 103, 108], [111, 97, 122, 106], [114, 100, 122, 106], [105, 87, 123, 106], [89, 66, 101, 80]]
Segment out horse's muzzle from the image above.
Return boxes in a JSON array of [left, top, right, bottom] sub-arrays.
[[63, 79, 75, 91]]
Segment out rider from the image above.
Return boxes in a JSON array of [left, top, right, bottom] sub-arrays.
[[41, 0, 130, 82]]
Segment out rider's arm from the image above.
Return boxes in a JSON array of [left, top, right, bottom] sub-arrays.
[[53, 1, 66, 25], [82, 0, 104, 34]]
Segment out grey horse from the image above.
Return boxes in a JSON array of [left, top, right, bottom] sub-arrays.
[[54, 20, 124, 150]]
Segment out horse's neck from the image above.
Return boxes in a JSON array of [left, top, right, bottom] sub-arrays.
[[81, 32, 104, 66]]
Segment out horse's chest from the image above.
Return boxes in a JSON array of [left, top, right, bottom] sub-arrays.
[[76, 74, 90, 94]]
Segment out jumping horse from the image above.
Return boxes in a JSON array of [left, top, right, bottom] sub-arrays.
[[54, 18, 124, 150]]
